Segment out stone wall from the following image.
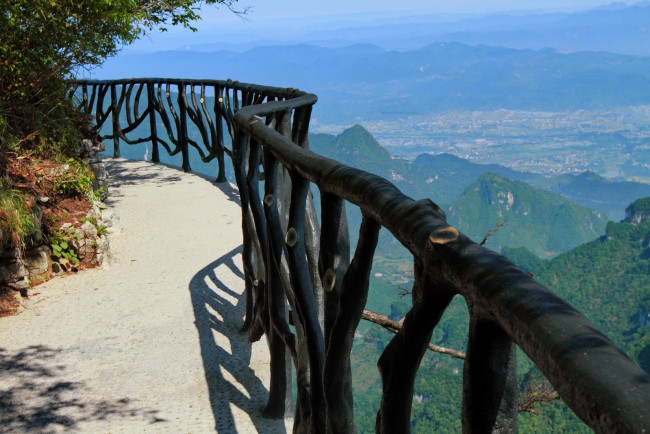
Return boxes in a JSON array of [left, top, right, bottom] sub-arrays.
[[0, 134, 118, 305], [0, 201, 119, 293]]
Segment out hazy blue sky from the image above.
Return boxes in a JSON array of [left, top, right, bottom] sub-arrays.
[[207, 0, 643, 20], [120, 1, 646, 52]]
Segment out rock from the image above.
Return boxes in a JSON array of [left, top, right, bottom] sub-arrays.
[[87, 155, 109, 200], [101, 209, 121, 234], [0, 258, 27, 284], [71, 238, 86, 259], [8, 276, 30, 290], [624, 198, 650, 225], [82, 138, 94, 155], [81, 221, 98, 240], [95, 236, 112, 267], [24, 246, 51, 284], [1, 247, 21, 259]]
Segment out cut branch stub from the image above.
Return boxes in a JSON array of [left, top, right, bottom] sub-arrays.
[[429, 226, 459, 245], [322, 269, 336, 293], [264, 194, 274, 207], [285, 227, 298, 247]]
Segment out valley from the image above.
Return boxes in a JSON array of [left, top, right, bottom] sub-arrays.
[[314, 106, 650, 181]]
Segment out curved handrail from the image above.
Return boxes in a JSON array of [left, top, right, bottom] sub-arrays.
[[71, 77, 650, 433], [71, 78, 307, 181], [235, 99, 650, 433]]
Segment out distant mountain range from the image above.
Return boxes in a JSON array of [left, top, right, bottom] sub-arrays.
[[96, 11, 650, 123], [119, 2, 650, 55], [369, 3, 650, 55]]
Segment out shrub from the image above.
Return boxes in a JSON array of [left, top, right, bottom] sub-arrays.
[[0, 180, 38, 248]]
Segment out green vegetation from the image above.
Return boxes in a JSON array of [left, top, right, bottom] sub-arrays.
[[51, 158, 95, 199], [0, 0, 239, 249], [626, 197, 650, 218], [1, 0, 239, 151], [504, 204, 650, 366], [50, 231, 80, 266], [448, 173, 608, 257], [0, 180, 38, 248]]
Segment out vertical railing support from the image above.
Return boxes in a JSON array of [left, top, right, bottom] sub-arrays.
[[214, 85, 228, 183], [261, 145, 297, 419], [323, 214, 379, 434], [319, 193, 350, 348], [376, 256, 456, 433], [178, 82, 191, 172], [110, 83, 120, 157], [462, 316, 517, 433], [286, 169, 326, 433], [147, 82, 160, 163]]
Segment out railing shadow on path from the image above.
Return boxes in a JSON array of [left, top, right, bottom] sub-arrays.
[[189, 245, 287, 433], [102, 157, 241, 206], [0, 346, 164, 432], [101, 158, 183, 196]]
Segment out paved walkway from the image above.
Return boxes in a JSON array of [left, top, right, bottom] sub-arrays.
[[0, 158, 292, 433]]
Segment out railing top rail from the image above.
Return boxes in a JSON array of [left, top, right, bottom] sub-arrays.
[[235, 108, 650, 432], [72, 78, 307, 99]]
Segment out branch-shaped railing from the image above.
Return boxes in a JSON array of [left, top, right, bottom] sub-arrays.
[[72, 78, 650, 433], [71, 79, 305, 181]]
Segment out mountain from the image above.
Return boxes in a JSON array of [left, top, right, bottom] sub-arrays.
[[503, 198, 650, 373], [436, 4, 650, 56], [447, 172, 608, 257], [547, 171, 650, 221], [127, 3, 650, 55], [309, 124, 429, 201], [411, 153, 545, 204], [95, 42, 650, 123]]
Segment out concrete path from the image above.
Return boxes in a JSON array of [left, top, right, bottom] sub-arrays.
[[0, 158, 292, 433]]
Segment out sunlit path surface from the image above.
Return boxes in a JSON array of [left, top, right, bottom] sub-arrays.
[[0, 158, 292, 433]]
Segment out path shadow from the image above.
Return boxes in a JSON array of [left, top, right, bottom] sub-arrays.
[[102, 158, 183, 201], [212, 180, 242, 206], [102, 157, 242, 206], [189, 246, 288, 433], [0, 345, 164, 432]]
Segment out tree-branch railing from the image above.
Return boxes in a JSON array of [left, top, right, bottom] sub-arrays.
[[73, 78, 650, 433], [71, 78, 306, 182]]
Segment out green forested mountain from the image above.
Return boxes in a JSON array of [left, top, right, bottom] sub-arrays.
[[448, 172, 608, 257], [504, 198, 650, 373], [411, 152, 544, 205], [310, 124, 431, 201]]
